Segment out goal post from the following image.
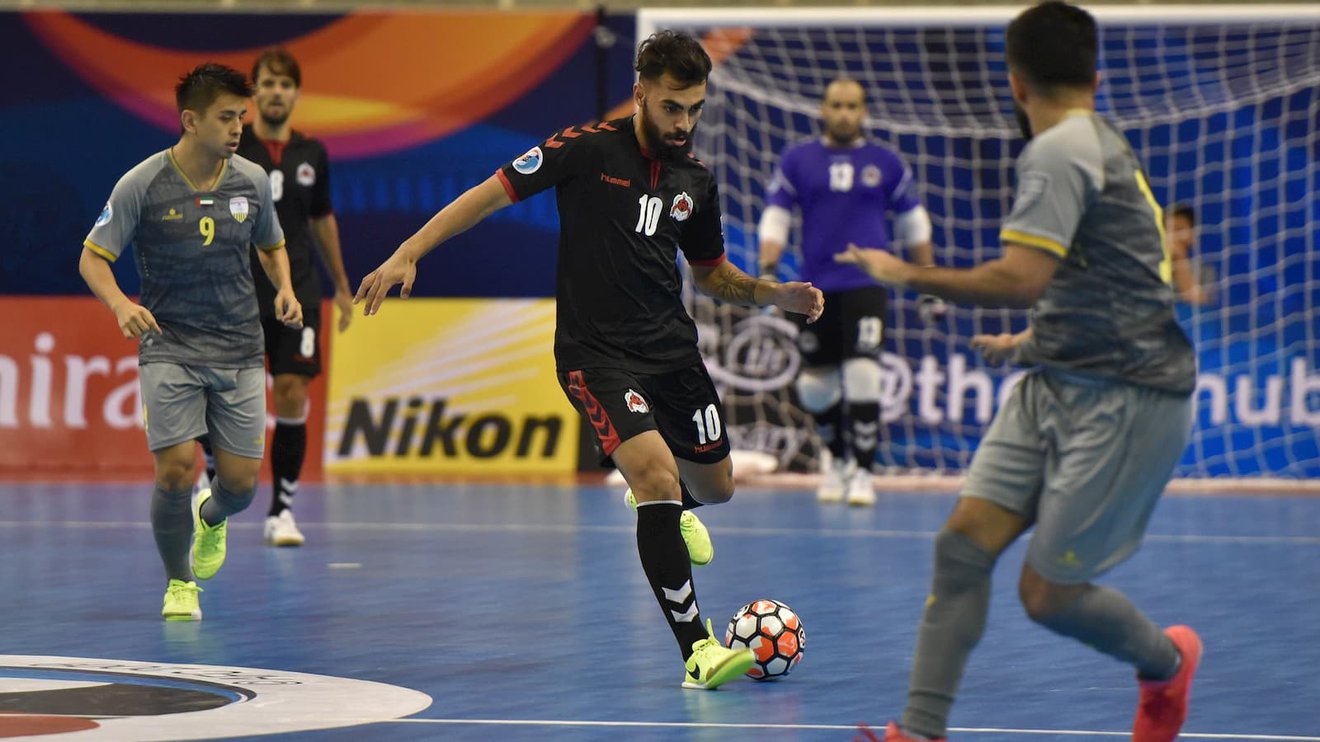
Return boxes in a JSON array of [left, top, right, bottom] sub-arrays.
[[639, 6, 1320, 481]]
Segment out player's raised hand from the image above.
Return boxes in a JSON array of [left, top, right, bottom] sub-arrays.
[[354, 251, 416, 317], [970, 333, 1020, 364], [274, 288, 304, 329], [111, 300, 161, 340], [834, 243, 911, 288], [773, 281, 825, 324]]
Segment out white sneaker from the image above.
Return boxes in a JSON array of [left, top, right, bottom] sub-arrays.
[[264, 510, 305, 547], [816, 450, 855, 503], [846, 469, 876, 507]]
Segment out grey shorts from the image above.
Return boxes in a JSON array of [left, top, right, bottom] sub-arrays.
[[139, 362, 267, 459], [961, 369, 1192, 584]]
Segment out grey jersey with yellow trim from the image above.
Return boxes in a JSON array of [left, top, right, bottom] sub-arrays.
[[1000, 111, 1195, 395], [84, 150, 285, 368]]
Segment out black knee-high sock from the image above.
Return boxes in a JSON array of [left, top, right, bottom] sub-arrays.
[[814, 402, 848, 460], [848, 400, 881, 470], [270, 421, 307, 516], [197, 435, 216, 483], [636, 501, 708, 660]]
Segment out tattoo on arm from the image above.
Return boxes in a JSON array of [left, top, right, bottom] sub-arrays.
[[701, 265, 763, 307]]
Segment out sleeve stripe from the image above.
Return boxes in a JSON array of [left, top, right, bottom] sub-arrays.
[[687, 252, 727, 268], [83, 239, 116, 262], [494, 169, 521, 204], [257, 239, 287, 252], [1000, 230, 1067, 258]]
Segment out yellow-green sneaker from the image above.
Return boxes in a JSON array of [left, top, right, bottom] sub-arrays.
[[625, 489, 713, 566], [191, 488, 227, 581], [162, 579, 202, 621], [681, 619, 755, 690]]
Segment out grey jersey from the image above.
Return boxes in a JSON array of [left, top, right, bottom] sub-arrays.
[[1001, 111, 1196, 395], [85, 150, 285, 368]]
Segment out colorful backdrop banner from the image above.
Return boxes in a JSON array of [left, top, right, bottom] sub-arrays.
[[325, 299, 578, 476]]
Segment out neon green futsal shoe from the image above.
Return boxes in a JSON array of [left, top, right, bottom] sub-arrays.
[[682, 619, 755, 690], [162, 579, 202, 621], [191, 488, 228, 581], [625, 489, 713, 566]]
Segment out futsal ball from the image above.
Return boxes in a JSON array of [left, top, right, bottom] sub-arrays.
[[724, 599, 805, 680]]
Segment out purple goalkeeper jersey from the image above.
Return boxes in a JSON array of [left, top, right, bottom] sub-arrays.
[[765, 138, 920, 292]]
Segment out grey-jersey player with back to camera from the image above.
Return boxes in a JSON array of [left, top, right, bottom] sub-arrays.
[[839, 3, 1201, 741], [79, 63, 300, 622], [355, 30, 823, 690]]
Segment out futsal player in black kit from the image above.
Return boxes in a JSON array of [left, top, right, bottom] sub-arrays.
[[198, 47, 354, 547], [356, 31, 823, 689]]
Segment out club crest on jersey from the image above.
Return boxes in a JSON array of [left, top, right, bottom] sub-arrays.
[[861, 164, 882, 188], [296, 162, 316, 187], [229, 196, 249, 223], [670, 192, 693, 222], [513, 147, 543, 175], [624, 389, 649, 414], [94, 202, 112, 226]]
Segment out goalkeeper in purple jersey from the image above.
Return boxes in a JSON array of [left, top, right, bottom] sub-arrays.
[[757, 78, 939, 506]]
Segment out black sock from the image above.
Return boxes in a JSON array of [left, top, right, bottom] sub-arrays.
[[197, 435, 216, 483], [848, 401, 881, 470], [814, 402, 848, 460], [270, 421, 307, 516], [636, 501, 707, 660]]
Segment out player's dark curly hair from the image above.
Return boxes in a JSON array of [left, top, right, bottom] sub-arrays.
[[252, 46, 302, 88], [1006, 1, 1098, 91], [635, 30, 712, 86], [175, 62, 252, 116]]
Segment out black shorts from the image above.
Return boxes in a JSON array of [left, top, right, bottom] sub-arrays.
[[263, 314, 321, 378], [558, 364, 732, 465], [791, 286, 889, 366]]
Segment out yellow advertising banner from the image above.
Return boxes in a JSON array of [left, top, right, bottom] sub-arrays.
[[326, 298, 577, 475]]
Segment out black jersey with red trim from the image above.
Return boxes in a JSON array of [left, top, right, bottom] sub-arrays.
[[496, 115, 727, 374], [236, 124, 333, 317]]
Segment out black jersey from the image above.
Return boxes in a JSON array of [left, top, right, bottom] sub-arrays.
[[497, 116, 727, 374], [236, 124, 333, 317]]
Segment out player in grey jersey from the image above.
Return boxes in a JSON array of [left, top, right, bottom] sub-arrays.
[[79, 63, 300, 622], [838, 4, 1201, 741]]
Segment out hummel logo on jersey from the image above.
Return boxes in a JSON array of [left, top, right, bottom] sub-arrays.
[[600, 173, 631, 188], [625, 389, 649, 414], [162, 208, 182, 221], [670, 192, 693, 222]]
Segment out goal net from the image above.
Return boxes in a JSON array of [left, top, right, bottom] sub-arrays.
[[639, 7, 1320, 480]]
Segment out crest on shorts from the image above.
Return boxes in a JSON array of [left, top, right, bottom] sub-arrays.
[[670, 192, 693, 222], [861, 164, 882, 188], [229, 196, 249, 223], [296, 162, 316, 187], [624, 389, 649, 414]]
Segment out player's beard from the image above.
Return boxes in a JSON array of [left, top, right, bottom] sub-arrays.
[[1013, 102, 1034, 141], [640, 105, 693, 161], [260, 104, 291, 129], [825, 120, 862, 147]]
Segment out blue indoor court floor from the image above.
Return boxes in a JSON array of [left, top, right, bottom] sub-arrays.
[[0, 480, 1317, 741]]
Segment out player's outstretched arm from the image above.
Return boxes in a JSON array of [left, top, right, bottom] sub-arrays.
[[691, 259, 824, 323], [79, 247, 160, 340], [835, 242, 1058, 309], [355, 175, 513, 316]]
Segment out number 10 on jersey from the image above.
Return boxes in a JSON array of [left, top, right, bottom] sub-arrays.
[[635, 195, 663, 236]]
